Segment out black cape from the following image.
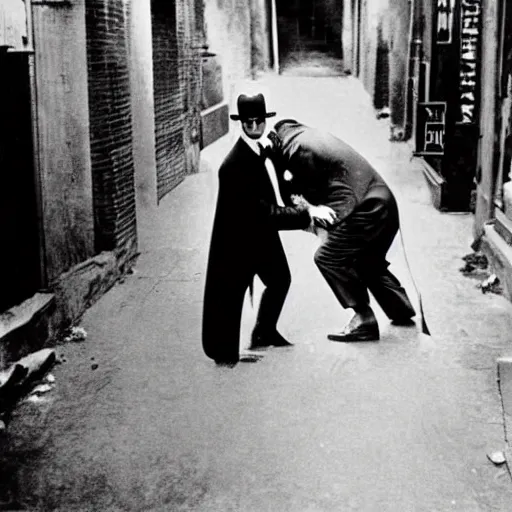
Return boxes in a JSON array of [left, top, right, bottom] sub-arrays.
[[202, 138, 310, 362]]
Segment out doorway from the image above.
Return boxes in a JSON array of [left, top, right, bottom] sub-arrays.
[[0, 52, 42, 311], [276, 0, 344, 76]]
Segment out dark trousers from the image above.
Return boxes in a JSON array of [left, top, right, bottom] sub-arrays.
[[202, 235, 290, 362], [313, 192, 415, 320]]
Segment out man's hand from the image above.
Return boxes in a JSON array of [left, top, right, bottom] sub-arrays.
[[308, 204, 338, 229], [267, 130, 281, 151]]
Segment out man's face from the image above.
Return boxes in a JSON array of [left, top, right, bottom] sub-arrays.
[[241, 117, 266, 140]]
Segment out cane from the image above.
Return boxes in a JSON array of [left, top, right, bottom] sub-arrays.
[[398, 227, 431, 336]]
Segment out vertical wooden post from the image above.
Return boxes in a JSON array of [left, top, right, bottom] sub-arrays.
[[32, 0, 95, 281], [342, 0, 353, 72], [26, 1, 48, 287], [128, 0, 158, 251], [474, 0, 500, 238]]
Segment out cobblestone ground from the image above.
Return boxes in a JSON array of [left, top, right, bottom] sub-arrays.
[[3, 75, 512, 511]]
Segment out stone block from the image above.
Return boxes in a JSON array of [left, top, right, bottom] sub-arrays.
[[201, 55, 224, 109], [0, 294, 55, 370], [49, 251, 122, 333], [200, 102, 229, 149]]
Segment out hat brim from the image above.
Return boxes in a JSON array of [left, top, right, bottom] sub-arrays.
[[230, 112, 276, 121]]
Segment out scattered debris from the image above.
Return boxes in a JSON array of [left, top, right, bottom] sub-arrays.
[[460, 252, 503, 294], [25, 394, 51, 404], [487, 451, 507, 466], [30, 383, 53, 396], [376, 107, 390, 119], [459, 252, 488, 275], [63, 326, 87, 343], [479, 274, 502, 295], [389, 126, 405, 142]]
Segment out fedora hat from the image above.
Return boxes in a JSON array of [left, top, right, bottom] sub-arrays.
[[230, 93, 276, 121]]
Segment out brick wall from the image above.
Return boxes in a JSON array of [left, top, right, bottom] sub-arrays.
[[85, 0, 137, 256], [150, 0, 202, 201], [176, 0, 202, 177], [151, 0, 186, 200]]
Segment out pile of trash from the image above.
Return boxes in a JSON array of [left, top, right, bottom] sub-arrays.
[[459, 251, 489, 275], [459, 252, 503, 295]]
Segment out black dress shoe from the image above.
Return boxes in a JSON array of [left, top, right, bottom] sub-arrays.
[[249, 332, 271, 351], [215, 359, 238, 368], [250, 329, 294, 350], [270, 331, 294, 347], [391, 317, 416, 326], [327, 323, 380, 342]]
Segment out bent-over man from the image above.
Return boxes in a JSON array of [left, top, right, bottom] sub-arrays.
[[271, 119, 416, 342]]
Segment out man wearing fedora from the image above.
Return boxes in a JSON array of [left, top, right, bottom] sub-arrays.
[[202, 94, 337, 366], [269, 119, 416, 342]]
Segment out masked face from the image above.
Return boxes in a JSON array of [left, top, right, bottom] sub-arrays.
[[241, 117, 266, 140]]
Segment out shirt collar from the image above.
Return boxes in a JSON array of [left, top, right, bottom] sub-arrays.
[[240, 128, 271, 156]]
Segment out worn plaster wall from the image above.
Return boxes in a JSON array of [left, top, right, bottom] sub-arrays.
[[387, 0, 411, 134], [325, 0, 343, 56], [32, 0, 95, 282], [203, 0, 252, 103], [355, 0, 390, 114], [128, 0, 158, 249], [85, 0, 137, 257], [250, 0, 273, 74]]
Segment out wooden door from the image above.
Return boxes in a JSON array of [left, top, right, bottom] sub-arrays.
[[0, 52, 41, 311]]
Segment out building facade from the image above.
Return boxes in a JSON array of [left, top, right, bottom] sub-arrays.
[[347, 0, 481, 213], [474, 0, 512, 299], [0, 0, 270, 367]]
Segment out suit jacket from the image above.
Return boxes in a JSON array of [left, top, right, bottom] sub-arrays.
[[202, 137, 310, 360], [275, 121, 393, 224]]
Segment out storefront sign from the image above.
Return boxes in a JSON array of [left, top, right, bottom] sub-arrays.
[[436, 0, 455, 44], [0, 0, 28, 50], [458, 0, 481, 124], [416, 102, 446, 156]]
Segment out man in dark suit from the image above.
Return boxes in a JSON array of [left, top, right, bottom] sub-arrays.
[[271, 119, 416, 342], [202, 96, 337, 366]]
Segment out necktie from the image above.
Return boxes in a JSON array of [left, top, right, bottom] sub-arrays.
[[258, 143, 285, 206], [257, 142, 269, 160]]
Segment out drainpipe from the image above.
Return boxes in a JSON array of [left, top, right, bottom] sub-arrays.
[[404, 0, 423, 142], [270, 0, 279, 73], [410, 0, 424, 144]]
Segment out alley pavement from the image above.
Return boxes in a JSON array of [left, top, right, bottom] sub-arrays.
[[4, 75, 512, 511]]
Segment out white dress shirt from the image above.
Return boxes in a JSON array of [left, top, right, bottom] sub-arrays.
[[240, 131, 285, 206]]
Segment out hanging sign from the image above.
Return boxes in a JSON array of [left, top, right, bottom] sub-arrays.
[[436, 0, 456, 44], [0, 0, 28, 50], [458, 0, 481, 124], [416, 102, 447, 156]]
